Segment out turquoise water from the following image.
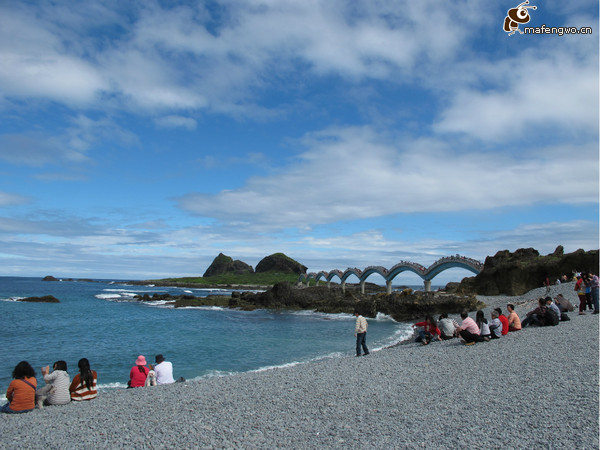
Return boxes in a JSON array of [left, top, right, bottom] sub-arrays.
[[0, 277, 412, 398]]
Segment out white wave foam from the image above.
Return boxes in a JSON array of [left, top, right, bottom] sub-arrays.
[[98, 382, 128, 390], [0, 296, 23, 302], [95, 294, 123, 300]]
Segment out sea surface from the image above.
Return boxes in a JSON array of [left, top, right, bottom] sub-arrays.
[[0, 276, 415, 399]]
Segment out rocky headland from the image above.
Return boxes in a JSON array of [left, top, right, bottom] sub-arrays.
[[453, 246, 598, 295]]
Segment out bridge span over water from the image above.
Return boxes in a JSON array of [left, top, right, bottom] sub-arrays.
[[297, 255, 484, 294]]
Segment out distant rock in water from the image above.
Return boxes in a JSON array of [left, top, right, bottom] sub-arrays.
[[203, 253, 254, 277], [42, 276, 58, 281], [456, 246, 599, 296], [20, 295, 60, 303], [255, 253, 307, 274]]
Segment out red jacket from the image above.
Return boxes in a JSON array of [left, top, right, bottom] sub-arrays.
[[499, 315, 509, 335], [414, 321, 441, 336], [129, 366, 149, 387]]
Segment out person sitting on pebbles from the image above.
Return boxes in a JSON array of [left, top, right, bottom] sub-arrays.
[[438, 313, 458, 340], [506, 304, 521, 331], [475, 310, 491, 341], [456, 311, 481, 345], [521, 298, 547, 327], [494, 308, 509, 336], [412, 315, 441, 345], [489, 310, 503, 339], [36, 361, 71, 408]]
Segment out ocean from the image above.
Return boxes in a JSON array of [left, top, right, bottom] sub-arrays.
[[0, 276, 413, 400]]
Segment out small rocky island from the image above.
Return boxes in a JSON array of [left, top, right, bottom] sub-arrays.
[[19, 295, 60, 303]]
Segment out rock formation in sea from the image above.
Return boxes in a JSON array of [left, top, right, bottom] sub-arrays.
[[19, 295, 60, 303], [255, 253, 307, 274], [203, 253, 254, 277]]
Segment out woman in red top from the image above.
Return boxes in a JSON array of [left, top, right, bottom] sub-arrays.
[[128, 355, 149, 388], [495, 308, 509, 335], [1, 361, 37, 413], [412, 315, 441, 345]]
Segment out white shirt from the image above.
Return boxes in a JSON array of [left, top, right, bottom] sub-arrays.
[[154, 361, 175, 385]]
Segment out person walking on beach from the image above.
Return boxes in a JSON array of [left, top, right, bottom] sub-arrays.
[[354, 310, 369, 357]]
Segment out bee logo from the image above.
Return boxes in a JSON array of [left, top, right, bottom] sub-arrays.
[[504, 1, 537, 36]]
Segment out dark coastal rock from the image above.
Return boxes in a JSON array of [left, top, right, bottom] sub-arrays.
[[42, 276, 58, 281], [203, 253, 254, 277], [20, 295, 60, 303], [456, 246, 599, 296], [212, 282, 480, 321], [255, 253, 307, 274]]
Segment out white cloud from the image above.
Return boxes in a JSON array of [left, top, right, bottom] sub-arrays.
[[0, 192, 30, 207], [177, 125, 598, 229], [154, 115, 197, 130], [0, 1, 486, 114], [0, 5, 108, 105], [0, 115, 137, 167], [434, 41, 598, 140]]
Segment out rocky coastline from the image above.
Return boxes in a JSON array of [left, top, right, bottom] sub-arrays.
[[133, 281, 483, 322]]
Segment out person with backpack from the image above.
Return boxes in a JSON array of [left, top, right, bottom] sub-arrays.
[[521, 298, 547, 327], [544, 297, 560, 326]]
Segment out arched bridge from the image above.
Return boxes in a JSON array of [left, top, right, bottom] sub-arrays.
[[297, 255, 483, 293]]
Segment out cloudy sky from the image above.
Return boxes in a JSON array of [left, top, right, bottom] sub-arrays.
[[0, 0, 598, 283]]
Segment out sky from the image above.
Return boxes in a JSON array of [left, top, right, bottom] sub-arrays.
[[0, 0, 598, 285]]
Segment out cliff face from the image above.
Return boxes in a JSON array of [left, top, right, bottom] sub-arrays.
[[456, 246, 599, 296]]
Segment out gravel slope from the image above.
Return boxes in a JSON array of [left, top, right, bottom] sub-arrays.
[[1, 282, 598, 449]]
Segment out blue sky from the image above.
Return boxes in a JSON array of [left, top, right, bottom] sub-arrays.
[[0, 0, 598, 283]]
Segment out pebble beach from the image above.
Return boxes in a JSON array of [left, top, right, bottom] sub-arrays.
[[1, 282, 598, 449]]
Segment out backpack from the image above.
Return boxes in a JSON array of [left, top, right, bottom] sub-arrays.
[[545, 308, 559, 326]]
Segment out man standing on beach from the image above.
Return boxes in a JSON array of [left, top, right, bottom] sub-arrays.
[[354, 310, 369, 357]]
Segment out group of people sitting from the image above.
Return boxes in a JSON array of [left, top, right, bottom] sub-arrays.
[[2, 353, 183, 414], [128, 354, 184, 388], [1, 358, 97, 414], [412, 293, 576, 346]]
